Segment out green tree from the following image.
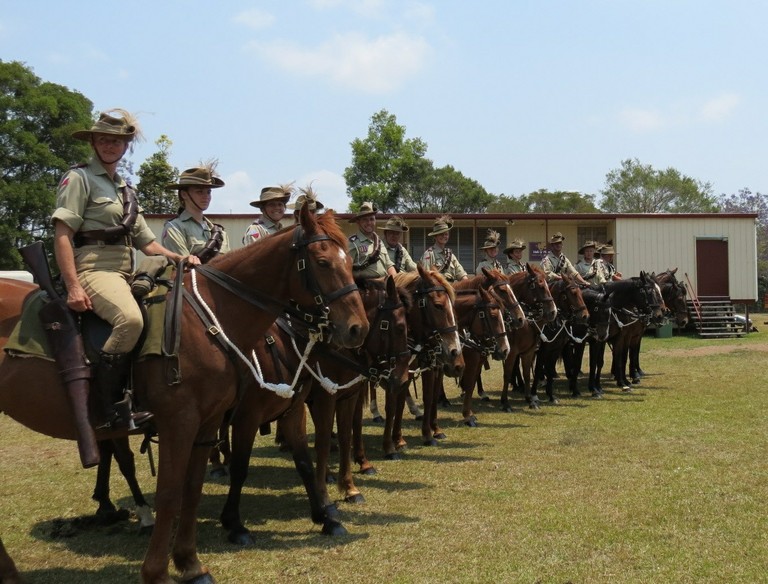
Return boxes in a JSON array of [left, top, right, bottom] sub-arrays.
[[344, 109, 430, 212], [0, 60, 93, 269], [405, 165, 494, 213], [601, 158, 718, 213], [487, 189, 598, 213], [719, 188, 768, 306], [136, 135, 179, 214]]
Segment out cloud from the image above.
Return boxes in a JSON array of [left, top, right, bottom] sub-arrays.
[[698, 93, 741, 122], [233, 8, 275, 30], [207, 170, 257, 214], [294, 169, 350, 212], [618, 107, 664, 133], [247, 31, 430, 93], [308, 0, 385, 18]]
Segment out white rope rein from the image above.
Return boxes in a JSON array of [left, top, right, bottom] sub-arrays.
[[289, 336, 364, 395], [191, 269, 303, 399]]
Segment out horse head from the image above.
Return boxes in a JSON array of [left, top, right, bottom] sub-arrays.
[[453, 275, 510, 362], [640, 270, 666, 324], [358, 275, 411, 394], [655, 269, 689, 327], [583, 286, 612, 341], [551, 273, 589, 323], [508, 264, 557, 322], [480, 267, 525, 330]]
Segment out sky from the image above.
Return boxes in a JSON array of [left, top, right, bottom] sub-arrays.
[[2, 0, 767, 215]]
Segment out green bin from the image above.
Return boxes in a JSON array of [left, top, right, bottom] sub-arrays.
[[655, 322, 673, 338]]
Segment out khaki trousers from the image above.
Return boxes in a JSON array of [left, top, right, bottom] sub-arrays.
[[79, 269, 143, 354]]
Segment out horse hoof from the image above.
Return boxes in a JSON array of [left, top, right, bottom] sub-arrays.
[[209, 466, 228, 479], [372, 415, 384, 424], [501, 404, 513, 413], [228, 529, 255, 546], [549, 398, 559, 405], [345, 493, 365, 504], [138, 524, 154, 536], [360, 466, 377, 475], [438, 398, 452, 408], [322, 520, 349, 536], [424, 438, 438, 447], [325, 473, 337, 485], [182, 571, 216, 584], [622, 385, 633, 392], [434, 432, 447, 440], [464, 417, 478, 427], [414, 414, 423, 421], [632, 377, 641, 384], [324, 503, 341, 521], [480, 395, 491, 402], [385, 452, 402, 461]]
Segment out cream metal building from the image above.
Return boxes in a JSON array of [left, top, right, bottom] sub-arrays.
[[145, 211, 759, 304]]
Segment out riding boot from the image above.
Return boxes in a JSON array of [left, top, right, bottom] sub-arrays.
[[94, 352, 153, 430]]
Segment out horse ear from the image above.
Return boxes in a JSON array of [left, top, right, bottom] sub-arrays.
[[670, 267, 678, 275], [385, 274, 397, 300], [481, 266, 492, 279], [526, 263, 533, 275], [299, 200, 318, 236]]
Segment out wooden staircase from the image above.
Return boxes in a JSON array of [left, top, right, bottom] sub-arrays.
[[687, 296, 747, 338]]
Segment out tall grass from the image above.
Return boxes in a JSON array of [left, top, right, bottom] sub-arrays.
[[1, 321, 767, 583]]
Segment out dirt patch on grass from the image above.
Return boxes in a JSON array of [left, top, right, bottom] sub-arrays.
[[647, 343, 768, 357]]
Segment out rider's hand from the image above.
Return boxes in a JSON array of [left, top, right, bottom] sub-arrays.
[[184, 255, 201, 267], [66, 283, 92, 312]]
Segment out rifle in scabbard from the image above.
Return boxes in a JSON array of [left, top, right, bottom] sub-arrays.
[[18, 241, 100, 469]]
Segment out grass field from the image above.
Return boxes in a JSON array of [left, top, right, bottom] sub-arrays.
[[2, 318, 768, 584]]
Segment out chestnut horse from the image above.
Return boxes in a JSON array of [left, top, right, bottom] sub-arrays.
[[216, 275, 410, 545], [452, 269, 525, 427], [0, 207, 369, 584], [500, 265, 557, 412]]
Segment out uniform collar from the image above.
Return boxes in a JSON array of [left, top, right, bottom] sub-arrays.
[[88, 156, 126, 188]]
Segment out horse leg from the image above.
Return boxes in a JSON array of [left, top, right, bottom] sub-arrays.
[[431, 370, 447, 440], [309, 390, 336, 509], [335, 392, 364, 503], [208, 419, 230, 478], [92, 440, 117, 516], [352, 383, 375, 475], [460, 351, 481, 426], [420, 371, 438, 446], [111, 436, 154, 533], [476, 370, 490, 401], [0, 537, 20, 584], [630, 333, 643, 383], [500, 350, 514, 412], [219, 410, 260, 545], [383, 382, 405, 459], [368, 381, 383, 423], [286, 403, 347, 535]]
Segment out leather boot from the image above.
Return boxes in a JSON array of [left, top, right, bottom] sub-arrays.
[[94, 352, 153, 430]]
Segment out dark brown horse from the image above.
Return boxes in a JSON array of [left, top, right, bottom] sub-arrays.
[[0, 207, 369, 584], [500, 265, 557, 412], [0, 538, 19, 584], [529, 273, 589, 405]]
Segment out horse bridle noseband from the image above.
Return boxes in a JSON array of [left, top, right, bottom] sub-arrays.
[[410, 282, 458, 369], [455, 289, 506, 357], [362, 287, 411, 384]]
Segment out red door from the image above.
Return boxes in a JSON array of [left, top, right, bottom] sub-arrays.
[[696, 239, 729, 296]]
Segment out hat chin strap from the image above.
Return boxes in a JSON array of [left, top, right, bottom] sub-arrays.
[[91, 139, 125, 167]]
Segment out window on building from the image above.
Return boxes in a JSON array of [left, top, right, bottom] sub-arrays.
[[577, 226, 608, 249]]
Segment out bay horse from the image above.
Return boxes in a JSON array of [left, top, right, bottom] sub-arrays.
[[529, 273, 589, 406], [452, 269, 525, 427], [380, 267, 465, 454], [500, 265, 558, 412], [0, 206, 369, 584], [216, 275, 410, 544], [560, 286, 613, 398]]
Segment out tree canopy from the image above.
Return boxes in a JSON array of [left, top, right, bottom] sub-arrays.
[[0, 60, 93, 269], [600, 158, 718, 213], [487, 189, 599, 213], [136, 135, 179, 214], [344, 109, 492, 213]]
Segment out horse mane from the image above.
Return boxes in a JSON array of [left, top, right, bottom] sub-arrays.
[[454, 268, 505, 292], [315, 210, 346, 250], [394, 270, 456, 303], [355, 276, 413, 311]]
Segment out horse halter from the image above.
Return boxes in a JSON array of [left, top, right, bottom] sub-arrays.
[[411, 281, 458, 369], [457, 289, 506, 357], [362, 287, 410, 384], [489, 281, 522, 327], [290, 225, 359, 335]]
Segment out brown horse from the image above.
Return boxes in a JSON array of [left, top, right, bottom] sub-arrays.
[[0, 207, 369, 584], [380, 267, 465, 455], [452, 269, 525, 426], [216, 275, 410, 544], [500, 265, 557, 412], [0, 538, 19, 584]]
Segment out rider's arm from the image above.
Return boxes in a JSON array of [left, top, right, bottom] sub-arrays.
[[140, 240, 201, 266], [53, 220, 92, 312]]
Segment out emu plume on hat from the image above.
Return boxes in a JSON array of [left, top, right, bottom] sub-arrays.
[[289, 185, 325, 212], [549, 232, 565, 244], [250, 183, 294, 208], [427, 215, 454, 236], [72, 109, 142, 142], [479, 229, 501, 250], [167, 160, 224, 190], [378, 216, 409, 232], [503, 238, 526, 254], [348, 201, 378, 222]]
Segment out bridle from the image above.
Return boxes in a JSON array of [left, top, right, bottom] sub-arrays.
[[409, 280, 459, 370], [454, 288, 507, 357], [359, 284, 411, 385]]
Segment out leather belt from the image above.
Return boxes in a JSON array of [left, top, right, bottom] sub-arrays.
[[73, 234, 132, 248]]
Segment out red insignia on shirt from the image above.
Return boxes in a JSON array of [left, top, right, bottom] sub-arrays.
[[60, 177, 70, 187], [359, 245, 368, 253]]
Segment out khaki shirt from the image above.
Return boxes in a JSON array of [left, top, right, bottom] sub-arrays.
[[475, 258, 503, 276], [576, 258, 610, 284], [505, 260, 526, 275], [541, 250, 579, 282], [385, 243, 417, 273], [242, 216, 284, 245], [348, 231, 393, 279], [51, 158, 155, 274], [162, 210, 230, 258], [421, 245, 467, 281]]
